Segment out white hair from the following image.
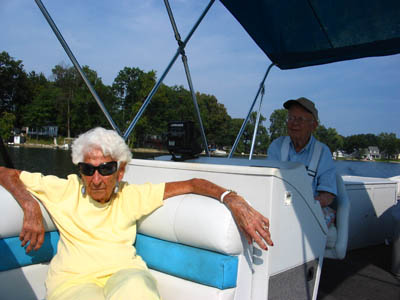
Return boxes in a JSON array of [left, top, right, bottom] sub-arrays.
[[71, 127, 132, 165]]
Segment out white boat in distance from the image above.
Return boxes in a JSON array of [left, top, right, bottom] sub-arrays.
[[211, 149, 227, 156], [201, 149, 228, 157]]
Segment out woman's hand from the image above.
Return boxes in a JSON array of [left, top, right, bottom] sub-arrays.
[[20, 198, 45, 253], [223, 194, 273, 250], [164, 178, 274, 250], [0, 167, 45, 253]]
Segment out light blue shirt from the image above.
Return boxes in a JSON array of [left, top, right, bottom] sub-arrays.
[[267, 135, 337, 197]]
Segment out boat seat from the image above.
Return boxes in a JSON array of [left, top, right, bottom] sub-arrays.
[[0, 187, 250, 300], [324, 173, 351, 259], [325, 226, 337, 249], [389, 175, 400, 200]]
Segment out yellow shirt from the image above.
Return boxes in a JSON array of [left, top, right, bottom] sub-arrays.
[[20, 171, 165, 298]]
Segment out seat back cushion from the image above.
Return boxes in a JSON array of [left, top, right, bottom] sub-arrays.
[[138, 194, 244, 255]]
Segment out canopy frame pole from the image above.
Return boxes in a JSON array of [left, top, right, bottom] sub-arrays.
[[34, 0, 121, 135], [228, 63, 274, 158], [249, 84, 265, 160], [123, 0, 215, 140], [163, 0, 210, 156]]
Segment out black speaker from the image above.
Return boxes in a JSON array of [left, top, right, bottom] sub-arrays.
[[166, 121, 202, 161]]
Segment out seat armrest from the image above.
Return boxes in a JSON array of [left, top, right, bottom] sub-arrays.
[[325, 174, 350, 259]]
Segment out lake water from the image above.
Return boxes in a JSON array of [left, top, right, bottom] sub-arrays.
[[1, 146, 400, 179], [0, 146, 155, 178]]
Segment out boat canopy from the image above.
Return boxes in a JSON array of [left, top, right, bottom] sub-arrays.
[[221, 0, 400, 69]]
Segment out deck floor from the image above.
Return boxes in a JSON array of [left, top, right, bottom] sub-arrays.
[[318, 243, 400, 300]]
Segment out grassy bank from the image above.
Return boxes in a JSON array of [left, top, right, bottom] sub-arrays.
[[10, 138, 170, 154], [335, 157, 400, 163]]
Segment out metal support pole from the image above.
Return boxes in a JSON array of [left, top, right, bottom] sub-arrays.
[[229, 63, 274, 158], [163, 0, 210, 156], [123, 0, 215, 140], [34, 0, 121, 135], [249, 85, 265, 160]]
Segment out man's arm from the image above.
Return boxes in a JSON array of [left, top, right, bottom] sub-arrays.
[[315, 145, 337, 207], [0, 167, 44, 253], [164, 178, 273, 250]]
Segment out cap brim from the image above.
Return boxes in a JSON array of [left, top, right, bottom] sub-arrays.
[[283, 100, 298, 109]]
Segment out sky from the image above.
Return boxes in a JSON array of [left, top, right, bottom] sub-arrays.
[[2, 0, 400, 137]]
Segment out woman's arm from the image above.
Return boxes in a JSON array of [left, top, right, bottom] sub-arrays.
[[0, 167, 45, 253], [164, 178, 273, 250]]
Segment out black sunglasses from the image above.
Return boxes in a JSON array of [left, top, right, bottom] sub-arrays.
[[78, 161, 118, 176]]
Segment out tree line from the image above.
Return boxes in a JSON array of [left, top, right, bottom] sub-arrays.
[[1, 51, 399, 157]]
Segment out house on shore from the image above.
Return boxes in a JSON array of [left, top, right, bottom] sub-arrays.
[[25, 126, 58, 138], [367, 146, 381, 159]]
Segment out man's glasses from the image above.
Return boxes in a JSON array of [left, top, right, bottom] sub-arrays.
[[78, 161, 118, 176], [286, 115, 314, 124]]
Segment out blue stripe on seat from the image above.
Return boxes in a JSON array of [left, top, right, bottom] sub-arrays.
[[0, 232, 238, 290], [135, 234, 238, 289], [0, 231, 59, 271]]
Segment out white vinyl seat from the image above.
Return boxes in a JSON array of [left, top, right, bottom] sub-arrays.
[[0, 189, 247, 300], [325, 173, 351, 259]]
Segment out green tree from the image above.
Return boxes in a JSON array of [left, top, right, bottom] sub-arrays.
[[162, 85, 193, 123], [51, 64, 81, 137], [343, 133, 379, 154], [247, 112, 269, 154], [314, 125, 343, 153], [343, 135, 360, 154], [227, 118, 245, 153], [69, 66, 115, 136], [0, 51, 31, 127], [0, 111, 16, 141], [363, 133, 379, 147], [22, 71, 53, 128], [50, 64, 115, 137], [112, 67, 156, 131], [269, 109, 288, 141], [255, 123, 270, 154], [144, 85, 189, 139], [27, 71, 49, 97], [23, 85, 61, 130], [198, 93, 232, 148], [378, 132, 398, 159], [230, 112, 269, 155]]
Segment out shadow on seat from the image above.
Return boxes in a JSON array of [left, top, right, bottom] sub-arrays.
[[325, 173, 351, 259]]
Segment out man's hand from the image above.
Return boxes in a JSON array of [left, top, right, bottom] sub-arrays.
[[223, 194, 273, 250], [315, 191, 335, 207], [20, 199, 45, 253]]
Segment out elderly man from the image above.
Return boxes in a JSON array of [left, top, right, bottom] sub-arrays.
[[267, 97, 337, 219], [0, 127, 273, 300]]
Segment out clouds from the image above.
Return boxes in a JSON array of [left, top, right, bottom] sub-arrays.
[[1, 0, 399, 137]]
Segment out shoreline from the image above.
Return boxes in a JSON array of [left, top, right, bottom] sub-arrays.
[[335, 157, 400, 164], [5, 143, 399, 163], [7, 142, 170, 154]]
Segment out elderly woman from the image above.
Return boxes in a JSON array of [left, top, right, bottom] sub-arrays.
[[0, 127, 273, 300]]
